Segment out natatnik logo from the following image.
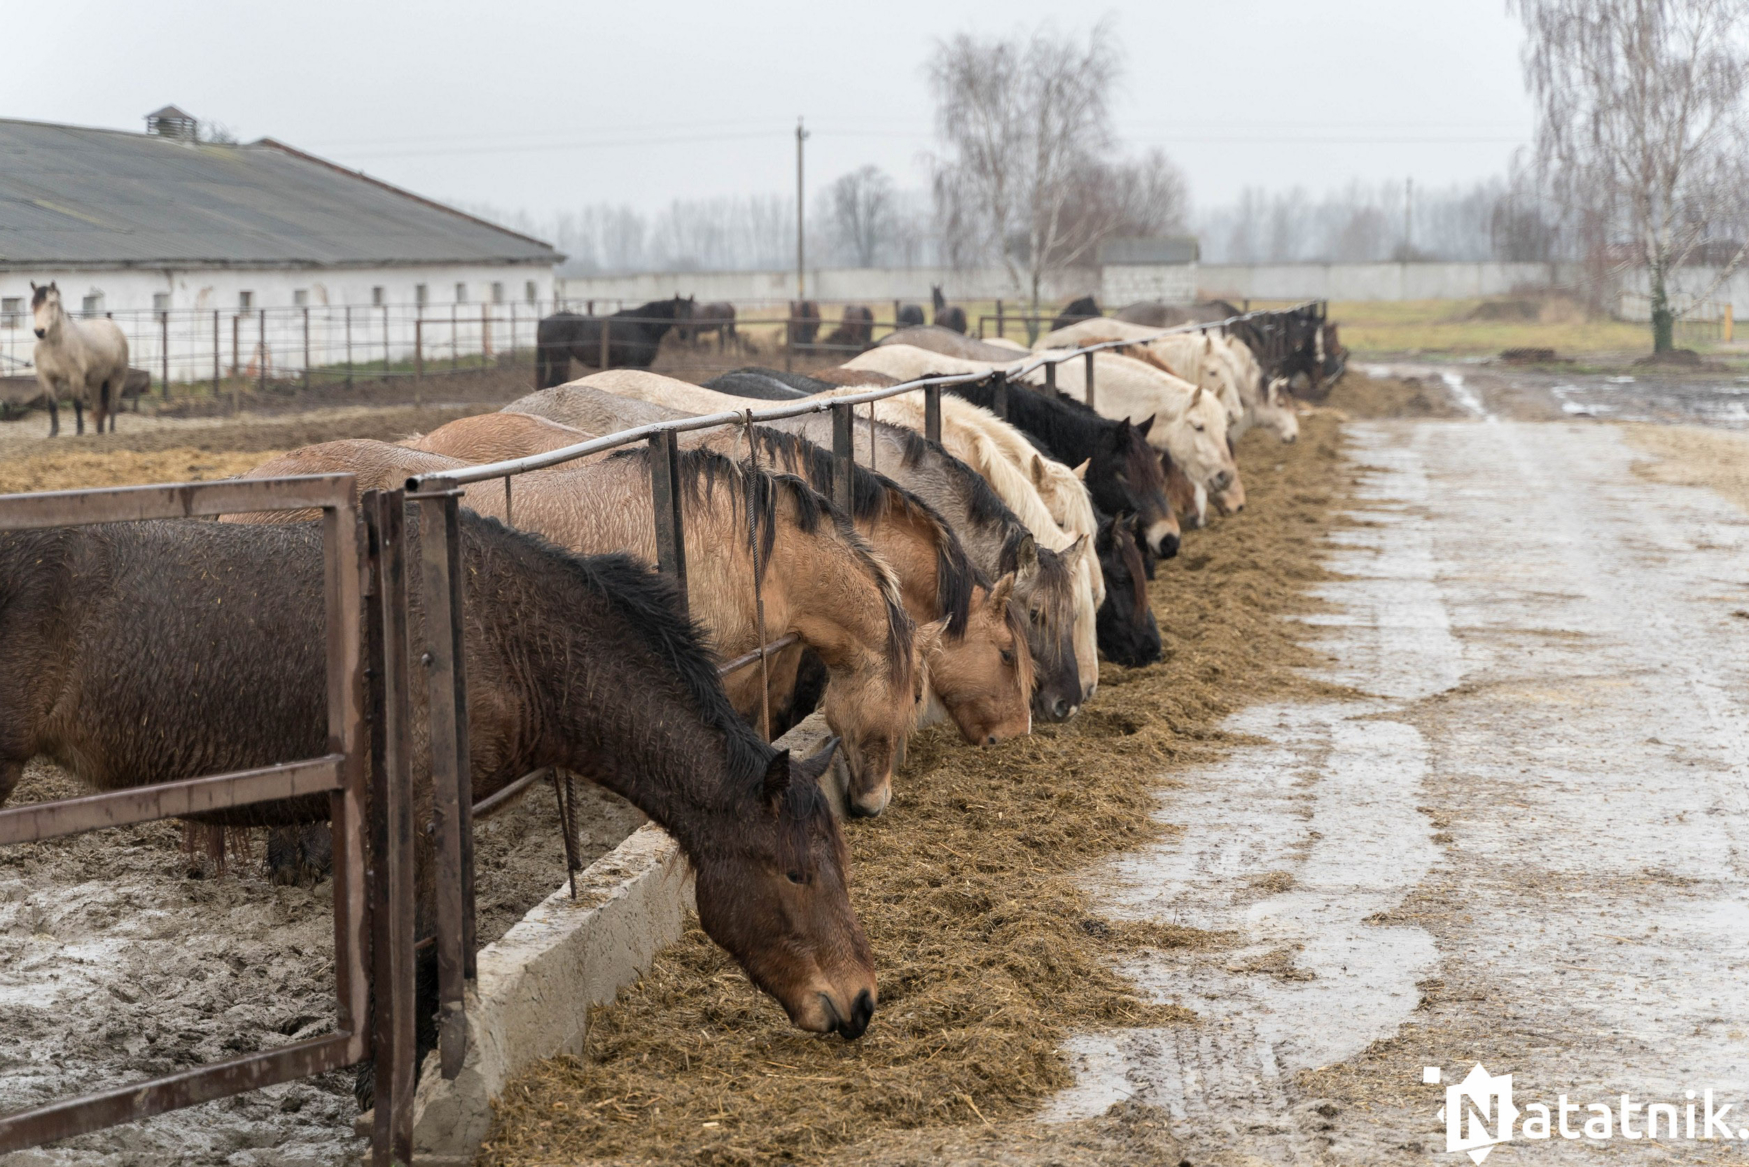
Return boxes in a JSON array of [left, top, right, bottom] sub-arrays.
[[1426, 1064, 1749, 1162]]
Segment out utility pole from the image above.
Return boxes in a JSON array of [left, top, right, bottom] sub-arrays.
[[795, 116, 808, 301]]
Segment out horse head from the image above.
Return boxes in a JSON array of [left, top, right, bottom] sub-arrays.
[[688, 738, 881, 1039], [29, 281, 62, 340], [926, 572, 1033, 746], [1094, 513, 1161, 668]]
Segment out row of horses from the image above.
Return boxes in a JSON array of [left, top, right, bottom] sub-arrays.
[[0, 301, 1327, 1105]]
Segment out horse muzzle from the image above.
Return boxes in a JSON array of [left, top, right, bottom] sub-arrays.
[[33, 328, 45, 339]]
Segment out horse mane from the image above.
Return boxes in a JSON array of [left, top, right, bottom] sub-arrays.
[[460, 513, 785, 806], [611, 445, 914, 688], [738, 426, 980, 640], [30, 285, 53, 310]]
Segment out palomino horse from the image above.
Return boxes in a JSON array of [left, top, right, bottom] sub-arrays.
[[0, 513, 877, 1092], [534, 296, 694, 387], [29, 281, 128, 436], [694, 424, 1034, 745], [242, 441, 924, 818], [406, 411, 596, 461], [505, 382, 691, 433]]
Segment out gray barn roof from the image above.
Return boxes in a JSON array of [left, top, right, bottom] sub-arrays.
[[0, 118, 560, 270]]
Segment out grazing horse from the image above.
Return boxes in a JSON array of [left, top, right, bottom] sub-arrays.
[[787, 301, 822, 348], [876, 325, 1023, 362], [29, 281, 128, 436], [696, 424, 1034, 745], [1051, 295, 1101, 333], [931, 285, 967, 334], [944, 374, 1180, 563], [896, 303, 925, 328], [406, 412, 596, 461], [534, 296, 694, 387], [243, 442, 924, 818], [682, 301, 738, 347], [505, 383, 692, 432], [0, 514, 877, 1098], [821, 305, 875, 352], [702, 370, 813, 400], [1094, 512, 1161, 666]]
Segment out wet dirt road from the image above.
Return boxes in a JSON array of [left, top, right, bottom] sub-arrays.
[[1051, 417, 1749, 1163]]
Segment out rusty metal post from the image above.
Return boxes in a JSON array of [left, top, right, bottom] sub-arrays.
[[647, 429, 688, 607], [924, 384, 941, 443], [364, 490, 415, 1167], [159, 311, 170, 397], [232, 313, 241, 377], [414, 321, 423, 383], [258, 309, 267, 394], [302, 307, 311, 391], [598, 317, 610, 370], [990, 370, 1008, 420], [212, 310, 220, 398], [413, 488, 475, 1077], [323, 485, 370, 1071], [995, 299, 1003, 341], [830, 401, 854, 512], [1084, 350, 1096, 411]]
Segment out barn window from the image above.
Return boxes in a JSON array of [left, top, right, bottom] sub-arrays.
[[415, 284, 428, 306], [455, 282, 467, 303], [153, 292, 170, 312], [525, 280, 537, 304], [82, 292, 104, 316], [293, 289, 309, 307], [372, 286, 385, 307], [238, 290, 254, 309], [491, 281, 504, 304], [2, 297, 21, 328]]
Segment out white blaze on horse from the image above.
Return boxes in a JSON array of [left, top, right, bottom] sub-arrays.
[[30, 282, 128, 436]]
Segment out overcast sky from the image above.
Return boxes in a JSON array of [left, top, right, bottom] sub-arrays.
[[4, 0, 1535, 220]]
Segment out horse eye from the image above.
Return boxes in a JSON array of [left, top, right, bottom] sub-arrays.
[[786, 870, 806, 885], [1193, 423, 1205, 432], [1029, 608, 1042, 625], [1000, 648, 1014, 664]]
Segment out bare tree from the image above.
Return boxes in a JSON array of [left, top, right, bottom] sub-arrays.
[[825, 166, 897, 267], [929, 21, 1153, 315], [1513, 0, 1749, 350]]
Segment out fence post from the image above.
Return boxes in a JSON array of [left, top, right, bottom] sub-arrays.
[[413, 487, 475, 1078], [1084, 350, 1096, 411], [995, 299, 1003, 341], [1726, 304, 1735, 344], [482, 303, 491, 363], [599, 318, 610, 370], [258, 309, 267, 395], [990, 370, 1008, 420], [647, 429, 688, 608], [302, 307, 311, 391], [414, 321, 424, 383], [1044, 361, 1056, 392], [451, 305, 458, 375], [160, 311, 170, 398], [830, 401, 855, 512], [363, 489, 416, 1167], [382, 306, 390, 378], [231, 313, 240, 378], [212, 311, 220, 399], [924, 384, 941, 443], [345, 306, 354, 389]]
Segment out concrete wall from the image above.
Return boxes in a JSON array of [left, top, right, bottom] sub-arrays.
[[556, 260, 1579, 310]]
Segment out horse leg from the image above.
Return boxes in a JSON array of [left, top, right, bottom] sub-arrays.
[[0, 759, 21, 806], [46, 395, 59, 438], [73, 397, 84, 436], [98, 381, 113, 435]]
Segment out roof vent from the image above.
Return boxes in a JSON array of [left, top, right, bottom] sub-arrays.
[[145, 105, 198, 140]]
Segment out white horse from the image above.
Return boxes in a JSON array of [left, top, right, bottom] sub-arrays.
[[31, 281, 129, 436]]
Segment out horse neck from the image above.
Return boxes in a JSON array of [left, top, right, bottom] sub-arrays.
[[859, 500, 941, 625], [765, 513, 896, 674]]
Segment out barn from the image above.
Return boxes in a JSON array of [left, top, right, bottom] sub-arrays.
[[0, 107, 561, 382]]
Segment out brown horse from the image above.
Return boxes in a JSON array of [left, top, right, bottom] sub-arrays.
[[0, 513, 876, 1048], [787, 301, 822, 348], [696, 425, 1034, 745], [242, 442, 924, 817], [406, 412, 596, 461]]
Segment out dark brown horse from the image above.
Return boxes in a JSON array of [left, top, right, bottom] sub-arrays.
[[682, 301, 738, 347], [0, 514, 876, 1046], [787, 301, 822, 348], [1051, 295, 1101, 333], [535, 296, 694, 387], [931, 285, 967, 334], [821, 305, 875, 351]]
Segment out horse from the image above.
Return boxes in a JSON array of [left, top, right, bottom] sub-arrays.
[[693, 425, 1034, 746], [1051, 295, 1101, 333], [29, 281, 129, 436], [1113, 299, 1241, 328], [787, 301, 822, 348], [931, 285, 967, 334], [504, 383, 692, 433], [534, 296, 694, 387], [406, 412, 596, 461], [821, 305, 875, 352], [556, 372, 1084, 722], [683, 301, 737, 348], [242, 441, 924, 819], [896, 303, 925, 328], [702, 370, 813, 400], [0, 512, 876, 1104], [877, 326, 1024, 362], [943, 374, 1180, 563], [1094, 511, 1161, 666]]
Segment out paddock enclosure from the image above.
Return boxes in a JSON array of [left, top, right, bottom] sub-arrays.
[[0, 304, 1338, 1165]]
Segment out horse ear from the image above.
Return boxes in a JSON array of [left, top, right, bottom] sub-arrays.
[[988, 571, 1017, 610], [763, 749, 793, 803], [1073, 459, 1090, 481], [29, 281, 36, 291], [1016, 533, 1038, 574], [1029, 453, 1047, 486], [1134, 414, 1154, 438], [1064, 533, 1089, 569], [791, 737, 840, 787], [1190, 385, 1204, 408]]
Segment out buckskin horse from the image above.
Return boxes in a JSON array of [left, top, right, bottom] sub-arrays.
[[535, 296, 694, 387]]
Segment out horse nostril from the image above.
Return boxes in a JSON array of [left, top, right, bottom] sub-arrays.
[[1052, 697, 1070, 719], [840, 989, 875, 1039], [984, 734, 997, 746], [33, 329, 45, 339], [1160, 534, 1180, 559]]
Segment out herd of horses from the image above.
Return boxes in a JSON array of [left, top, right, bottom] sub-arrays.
[[0, 293, 1342, 1110]]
